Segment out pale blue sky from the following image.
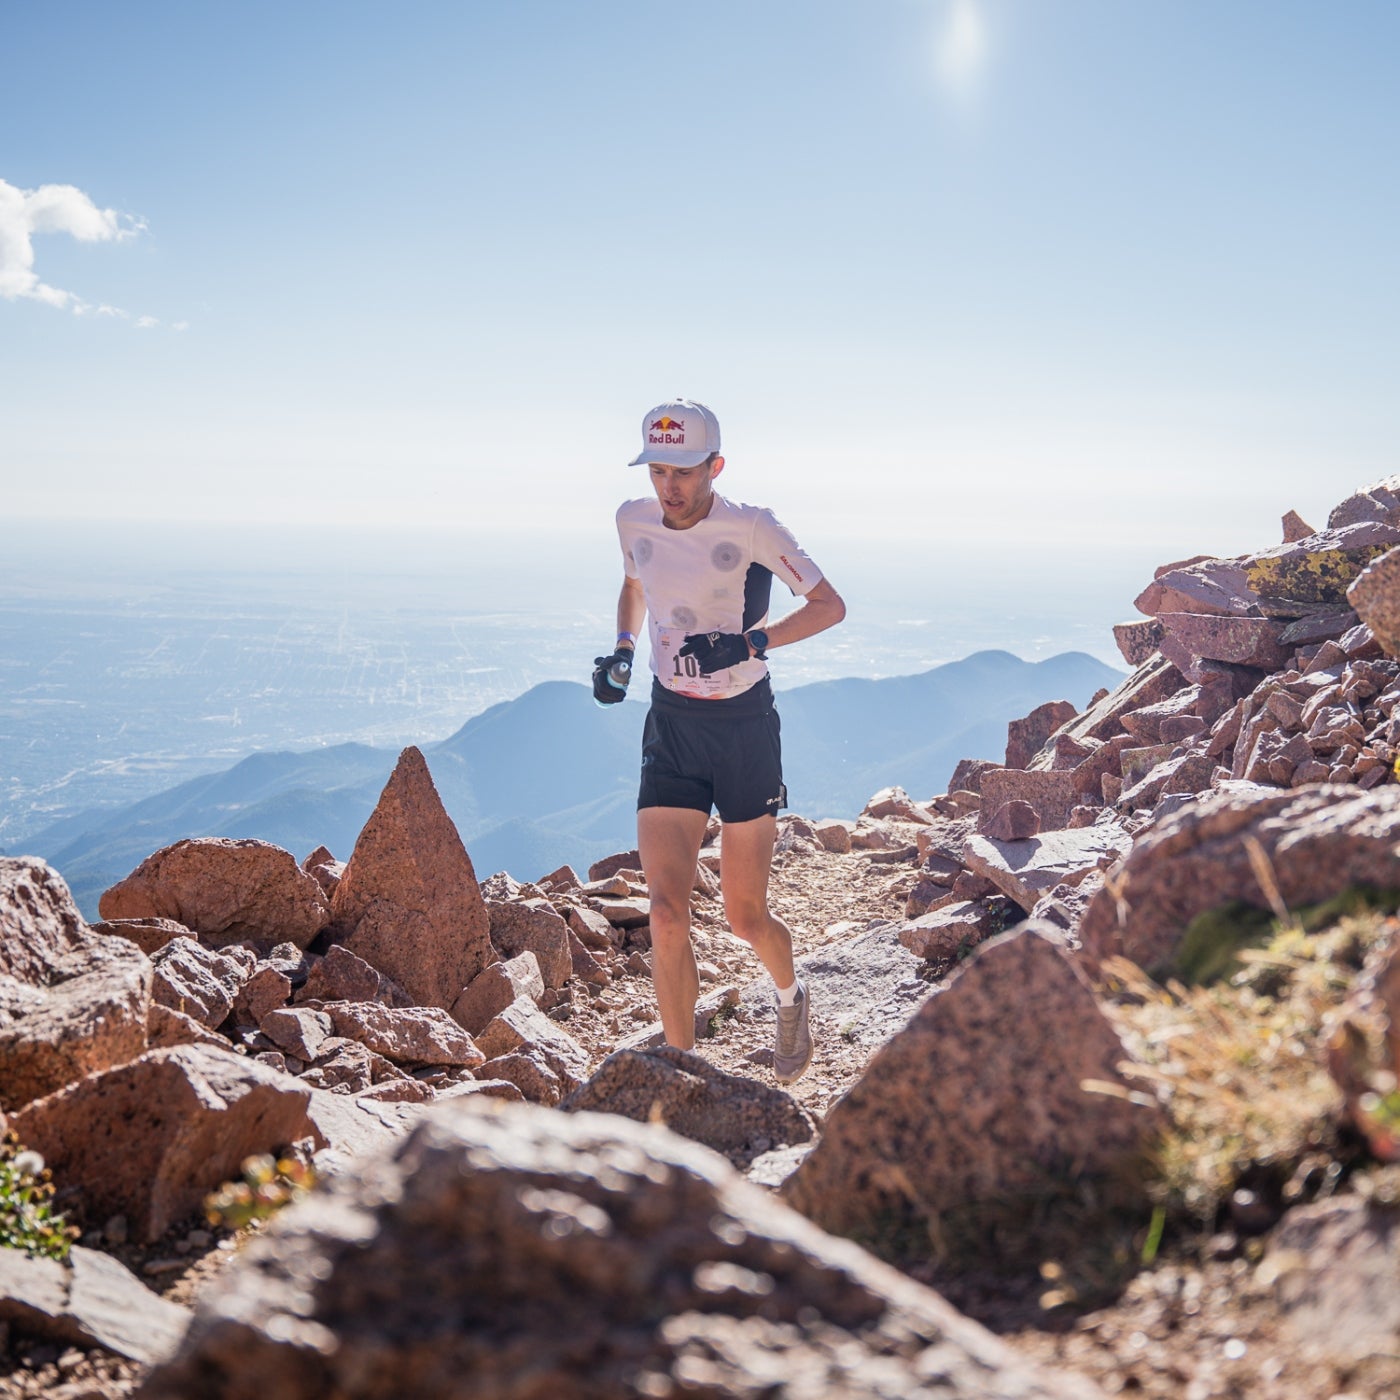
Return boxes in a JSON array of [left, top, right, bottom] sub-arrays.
[[2, 1, 1397, 562]]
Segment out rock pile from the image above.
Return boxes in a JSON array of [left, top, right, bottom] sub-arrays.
[[831, 477, 1400, 987]]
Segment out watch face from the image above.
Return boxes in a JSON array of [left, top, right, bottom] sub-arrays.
[[749, 629, 769, 650]]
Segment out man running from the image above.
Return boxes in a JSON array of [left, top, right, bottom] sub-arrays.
[[593, 398, 845, 1083]]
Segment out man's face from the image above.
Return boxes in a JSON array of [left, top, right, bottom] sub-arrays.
[[649, 458, 721, 529]]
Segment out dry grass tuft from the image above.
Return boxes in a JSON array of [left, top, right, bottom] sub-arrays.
[[1101, 904, 1396, 1233]]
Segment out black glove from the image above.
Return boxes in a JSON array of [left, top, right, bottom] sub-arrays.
[[592, 650, 633, 705], [679, 631, 750, 676]]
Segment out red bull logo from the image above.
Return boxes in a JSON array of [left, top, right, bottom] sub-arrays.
[[648, 415, 688, 446]]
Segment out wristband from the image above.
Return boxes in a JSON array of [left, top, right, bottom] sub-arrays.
[[616, 631, 636, 647]]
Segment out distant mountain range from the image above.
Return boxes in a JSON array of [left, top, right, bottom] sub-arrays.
[[19, 650, 1122, 918]]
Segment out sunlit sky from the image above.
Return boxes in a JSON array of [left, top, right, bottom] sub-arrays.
[[3, 1, 1397, 563]]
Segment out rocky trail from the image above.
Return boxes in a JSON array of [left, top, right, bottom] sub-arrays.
[[8, 477, 1400, 1396]]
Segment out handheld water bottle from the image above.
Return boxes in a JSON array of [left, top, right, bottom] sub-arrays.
[[606, 654, 632, 692]]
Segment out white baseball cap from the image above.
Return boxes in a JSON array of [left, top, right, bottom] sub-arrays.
[[628, 399, 721, 468]]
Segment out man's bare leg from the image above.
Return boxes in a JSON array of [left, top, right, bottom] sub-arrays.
[[638, 805, 709, 1049], [717, 814, 795, 987]]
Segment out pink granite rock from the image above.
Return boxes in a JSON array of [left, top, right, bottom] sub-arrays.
[[561, 1045, 815, 1171], [301, 845, 345, 901], [322, 1001, 486, 1068], [784, 928, 1161, 1242], [1264, 1197, 1400, 1363], [147, 1003, 231, 1051], [476, 1051, 566, 1105], [1157, 613, 1291, 671], [99, 839, 330, 951], [1005, 700, 1078, 770], [331, 747, 495, 1010], [13, 1045, 316, 1243], [260, 1007, 337, 1061], [984, 799, 1040, 841], [449, 953, 545, 1036], [1112, 618, 1165, 666], [564, 904, 616, 951], [233, 965, 293, 1025], [1, 859, 152, 1112], [1328, 475, 1400, 531], [1281, 509, 1316, 543], [897, 901, 1002, 960], [813, 818, 853, 853], [475, 999, 590, 1091], [963, 823, 1133, 914], [90, 918, 194, 956], [1079, 784, 1400, 977], [1245, 521, 1400, 605], [1119, 686, 1202, 744], [1029, 655, 1186, 756], [1347, 545, 1400, 660], [1135, 558, 1258, 618], [138, 1103, 1103, 1400], [149, 937, 250, 1029], [861, 786, 935, 823], [977, 768, 1077, 834], [294, 943, 411, 1009], [488, 900, 574, 987]]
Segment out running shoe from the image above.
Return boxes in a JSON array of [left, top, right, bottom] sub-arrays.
[[773, 982, 812, 1084]]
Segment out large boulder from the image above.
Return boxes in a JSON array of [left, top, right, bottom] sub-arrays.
[[1079, 784, 1400, 977], [331, 747, 495, 1010], [561, 1045, 815, 1170], [1244, 521, 1400, 606], [783, 927, 1161, 1244], [137, 1101, 1103, 1399], [98, 838, 330, 950], [0, 859, 152, 1111], [13, 1045, 318, 1243]]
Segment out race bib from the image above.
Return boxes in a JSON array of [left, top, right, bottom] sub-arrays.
[[654, 625, 734, 698]]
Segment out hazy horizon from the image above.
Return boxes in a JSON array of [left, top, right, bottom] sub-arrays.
[[1, 519, 1138, 846]]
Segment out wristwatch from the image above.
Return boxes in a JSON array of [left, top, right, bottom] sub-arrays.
[[745, 628, 769, 660]]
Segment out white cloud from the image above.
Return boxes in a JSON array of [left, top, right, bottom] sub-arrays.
[[934, 0, 987, 95], [0, 177, 144, 315], [134, 315, 158, 329]]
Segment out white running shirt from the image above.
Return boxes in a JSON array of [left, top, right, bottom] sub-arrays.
[[616, 493, 823, 700]]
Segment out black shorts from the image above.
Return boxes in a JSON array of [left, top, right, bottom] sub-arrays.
[[638, 677, 786, 824]]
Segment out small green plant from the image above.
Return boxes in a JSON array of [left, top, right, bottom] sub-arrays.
[[205, 1154, 316, 1231], [0, 1131, 79, 1261], [705, 1000, 738, 1037]]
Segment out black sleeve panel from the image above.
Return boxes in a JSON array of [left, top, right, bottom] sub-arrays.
[[742, 563, 774, 632]]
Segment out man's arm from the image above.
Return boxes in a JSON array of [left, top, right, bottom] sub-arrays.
[[617, 574, 646, 649], [755, 578, 845, 654]]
